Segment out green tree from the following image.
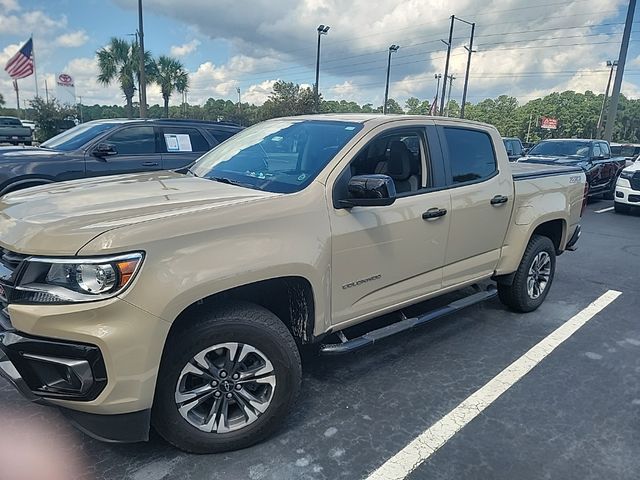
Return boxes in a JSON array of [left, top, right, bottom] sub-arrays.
[[0, 93, 4, 109], [380, 98, 404, 114], [96, 38, 139, 118], [29, 97, 76, 142], [155, 55, 189, 118], [405, 97, 430, 115], [260, 81, 316, 120]]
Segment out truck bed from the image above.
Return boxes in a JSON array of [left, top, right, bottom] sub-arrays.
[[510, 161, 583, 180]]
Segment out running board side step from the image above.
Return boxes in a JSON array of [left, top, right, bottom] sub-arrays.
[[319, 287, 498, 355]]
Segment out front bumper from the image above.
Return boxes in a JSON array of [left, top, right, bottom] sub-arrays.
[[615, 181, 640, 206], [0, 297, 171, 442]]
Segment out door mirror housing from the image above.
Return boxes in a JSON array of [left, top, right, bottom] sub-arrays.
[[339, 174, 397, 208], [93, 143, 117, 157]]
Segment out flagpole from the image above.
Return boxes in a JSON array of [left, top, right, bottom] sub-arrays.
[[31, 34, 39, 98], [14, 80, 21, 118]]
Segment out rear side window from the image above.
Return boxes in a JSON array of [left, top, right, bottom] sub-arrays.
[[592, 144, 602, 158], [106, 126, 156, 155], [443, 127, 497, 184], [208, 129, 236, 143], [162, 127, 210, 152], [599, 142, 610, 157]]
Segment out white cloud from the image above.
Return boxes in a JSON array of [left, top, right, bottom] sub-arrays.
[[169, 39, 201, 57], [55, 30, 89, 48], [0, 0, 19, 12], [0, 9, 66, 36]]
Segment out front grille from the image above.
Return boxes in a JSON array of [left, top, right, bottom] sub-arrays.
[[0, 248, 27, 329], [631, 172, 640, 191]]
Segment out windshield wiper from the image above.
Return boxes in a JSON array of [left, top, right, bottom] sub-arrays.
[[210, 176, 256, 189]]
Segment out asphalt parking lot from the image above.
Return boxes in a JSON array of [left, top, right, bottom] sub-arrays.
[[1, 198, 638, 480]]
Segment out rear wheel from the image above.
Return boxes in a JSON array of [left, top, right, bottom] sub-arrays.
[[498, 235, 556, 313], [152, 302, 302, 453], [614, 201, 631, 214]]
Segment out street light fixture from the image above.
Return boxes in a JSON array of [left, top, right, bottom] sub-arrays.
[[434, 74, 442, 114], [597, 60, 618, 138], [314, 24, 330, 112], [383, 44, 400, 114]]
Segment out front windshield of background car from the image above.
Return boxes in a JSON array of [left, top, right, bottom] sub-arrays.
[[40, 122, 120, 151], [528, 140, 591, 158], [190, 119, 364, 193]]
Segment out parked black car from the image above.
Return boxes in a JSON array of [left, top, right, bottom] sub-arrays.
[[0, 119, 242, 195], [518, 139, 626, 198], [502, 137, 525, 161]]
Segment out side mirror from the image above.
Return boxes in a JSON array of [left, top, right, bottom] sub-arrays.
[[522, 148, 530, 155], [93, 143, 117, 157], [339, 174, 397, 208]]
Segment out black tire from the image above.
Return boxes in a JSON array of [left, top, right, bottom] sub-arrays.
[[614, 201, 631, 214], [498, 235, 556, 313], [152, 302, 302, 454]]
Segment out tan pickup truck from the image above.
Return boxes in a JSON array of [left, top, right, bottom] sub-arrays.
[[0, 115, 586, 453]]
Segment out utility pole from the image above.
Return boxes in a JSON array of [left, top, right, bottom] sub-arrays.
[[445, 74, 455, 116], [44, 79, 49, 103], [440, 15, 455, 116], [237, 87, 242, 124], [78, 95, 84, 123], [460, 21, 476, 119], [434, 74, 442, 109], [604, 0, 636, 142], [138, 0, 148, 118], [314, 24, 330, 113], [597, 60, 617, 139], [383, 45, 400, 114], [526, 113, 533, 144]]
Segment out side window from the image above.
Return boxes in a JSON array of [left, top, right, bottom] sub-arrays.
[[599, 142, 610, 157], [592, 144, 602, 158], [162, 127, 210, 153], [208, 129, 236, 143], [105, 126, 155, 155], [349, 130, 429, 195], [512, 140, 522, 155], [443, 127, 497, 184]]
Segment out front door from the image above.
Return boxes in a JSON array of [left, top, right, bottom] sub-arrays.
[[328, 125, 450, 327], [85, 125, 163, 177]]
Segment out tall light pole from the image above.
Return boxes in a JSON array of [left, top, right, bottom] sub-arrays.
[[314, 24, 330, 112], [597, 60, 617, 139], [460, 21, 476, 119], [440, 15, 455, 115], [383, 44, 400, 114], [604, 0, 636, 142], [138, 0, 147, 118]]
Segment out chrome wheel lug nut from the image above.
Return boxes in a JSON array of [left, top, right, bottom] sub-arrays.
[[211, 380, 218, 387], [232, 373, 240, 380], [226, 393, 233, 399], [235, 384, 242, 390], [214, 391, 221, 398], [220, 371, 227, 378]]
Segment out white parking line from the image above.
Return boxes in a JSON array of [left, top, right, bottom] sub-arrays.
[[365, 289, 622, 480], [595, 206, 614, 213]]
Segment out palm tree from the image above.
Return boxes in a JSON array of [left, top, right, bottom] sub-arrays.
[[155, 55, 189, 118], [97, 38, 137, 118]]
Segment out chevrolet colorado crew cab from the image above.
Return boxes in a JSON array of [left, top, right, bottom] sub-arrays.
[[0, 115, 586, 453]]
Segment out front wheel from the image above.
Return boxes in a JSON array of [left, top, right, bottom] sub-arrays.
[[152, 302, 302, 453], [498, 235, 556, 313]]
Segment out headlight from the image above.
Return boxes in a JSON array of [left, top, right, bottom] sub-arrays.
[[12, 253, 143, 304], [620, 170, 635, 180]]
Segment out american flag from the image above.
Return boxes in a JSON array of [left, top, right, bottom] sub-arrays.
[[4, 38, 34, 80]]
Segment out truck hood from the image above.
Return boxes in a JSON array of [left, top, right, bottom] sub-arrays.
[[622, 161, 640, 173], [0, 171, 277, 255], [0, 146, 65, 159]]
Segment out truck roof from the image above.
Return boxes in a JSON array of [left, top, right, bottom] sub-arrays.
[[278, 113, 495, 129]]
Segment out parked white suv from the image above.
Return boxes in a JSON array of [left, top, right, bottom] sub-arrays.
[[615, 160, 640, 213]]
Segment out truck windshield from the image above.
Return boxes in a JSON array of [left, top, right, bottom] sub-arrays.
[[190, 119, 363, 193], [0, 118, 22, 126], [40, 122, 119, 151], [528, 141, 590, 158]]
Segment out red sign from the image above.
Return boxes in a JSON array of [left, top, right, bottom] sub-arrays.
[[540, 116, 558, 130]]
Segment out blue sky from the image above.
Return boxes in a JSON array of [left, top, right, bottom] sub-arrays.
[[1, 0, 639, 108]]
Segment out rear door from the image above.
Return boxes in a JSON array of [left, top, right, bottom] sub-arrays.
[[437, 123, 513, 287], [160, 126, 213, 170], [85, 125, 163, 177]]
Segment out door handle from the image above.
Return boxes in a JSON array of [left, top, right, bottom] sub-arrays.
[[142, 161, 159, 167], [422, 208, 448, 220], [490, 195, 509, 206]]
